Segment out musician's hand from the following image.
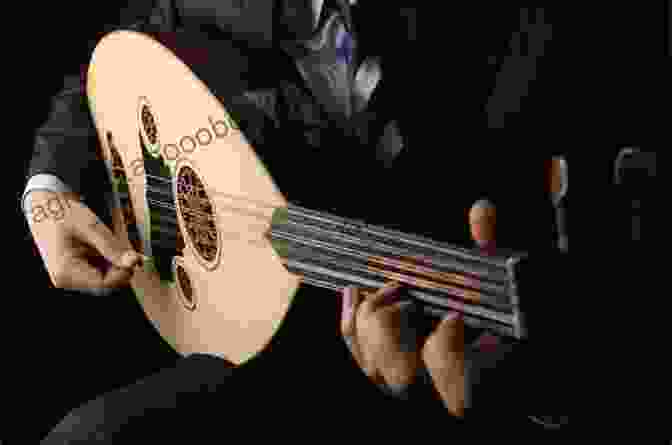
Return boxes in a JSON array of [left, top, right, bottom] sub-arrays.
[[422, 310, 466, 417], [341, 282, 422, 391], [423, 198, 508, 418], [27, 190, 143, 296]]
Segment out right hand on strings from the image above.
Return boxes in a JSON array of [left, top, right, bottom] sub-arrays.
[[26, 190, 143, 296]]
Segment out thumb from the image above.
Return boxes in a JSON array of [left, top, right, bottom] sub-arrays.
[[468, 199, 496, 252], [73, 204, 142, 270]]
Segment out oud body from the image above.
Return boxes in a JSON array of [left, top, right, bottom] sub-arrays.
[[88, 30, 301, 365]]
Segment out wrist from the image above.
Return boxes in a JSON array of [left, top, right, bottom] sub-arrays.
[[25, 190, 82, 226]]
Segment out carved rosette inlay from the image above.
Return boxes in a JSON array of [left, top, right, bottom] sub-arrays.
[[176, 164, 219, 266]]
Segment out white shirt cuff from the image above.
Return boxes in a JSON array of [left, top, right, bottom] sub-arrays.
[[21, 174, 76, 217]]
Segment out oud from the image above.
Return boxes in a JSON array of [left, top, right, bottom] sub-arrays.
[[87, 30, 560, 366]]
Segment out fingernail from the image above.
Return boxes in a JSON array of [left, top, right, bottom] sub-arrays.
[[469, 199, 496, 247]]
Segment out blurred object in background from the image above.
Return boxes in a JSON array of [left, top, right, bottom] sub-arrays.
[[614, 148, 656, 243], [548, 156, 568, 252]]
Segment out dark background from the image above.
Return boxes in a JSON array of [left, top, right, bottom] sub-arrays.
[[6, 2, 658, 442]]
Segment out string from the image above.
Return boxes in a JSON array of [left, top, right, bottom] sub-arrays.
[[114, 170, 519, 318], [135, 172, 509, 266], [142, 173, 281, 210], [124, 178, 504, 284], [116, 172, 282, 224], [119, 171, 512, 277], [280, 257, 514, 328], [270, 227, 511, 310]]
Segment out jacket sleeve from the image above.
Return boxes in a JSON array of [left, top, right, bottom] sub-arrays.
[[25, 1, 178, 199]]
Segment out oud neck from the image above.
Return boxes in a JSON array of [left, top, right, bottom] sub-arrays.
[[268, 204, 528, 339], [119, 182, 527, 338]]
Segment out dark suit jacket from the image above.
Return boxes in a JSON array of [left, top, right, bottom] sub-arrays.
[[26, 1, 422, 224], [27, 1, 561, 248]]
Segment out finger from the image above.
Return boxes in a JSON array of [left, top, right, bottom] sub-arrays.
[[342, 316, 383, 385], [549, 156, 569, 252], [57, 255, 135, 295], [341, 287, 367, 374], [71, 204, 143, 270], [468, 199, 497, 250], [349, 335, 382, 384], [375, 299, 417, 333], [375, 299, 414, 317], [377, 300, 422, 359], [431, 311, 465, 351], [379, 348, 422, 390], [548, 156, 568, 206], [343, 331, 383, 386], [343, 328, 364, 368], [359, 281, 403, 316], [341, 286, 361, 337], [101, 263, 138, 288]]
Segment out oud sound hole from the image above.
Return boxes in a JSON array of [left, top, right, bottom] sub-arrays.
[[176, 263, 195, 310], [176, 165, 219, 263], [141, 104, 158, 146], [106, 131, 143, 253]]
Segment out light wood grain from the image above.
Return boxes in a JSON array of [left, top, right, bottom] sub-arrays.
[[87, 30, 301, 365]]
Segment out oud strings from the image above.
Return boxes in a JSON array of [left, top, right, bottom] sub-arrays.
[[276, 207, 510, 281], [268, 206, 523, 337], [270, 211, 518, 308], [119, 172, 523, 337], [269, 225, 512, 309], [292, 267, 515, 337]]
